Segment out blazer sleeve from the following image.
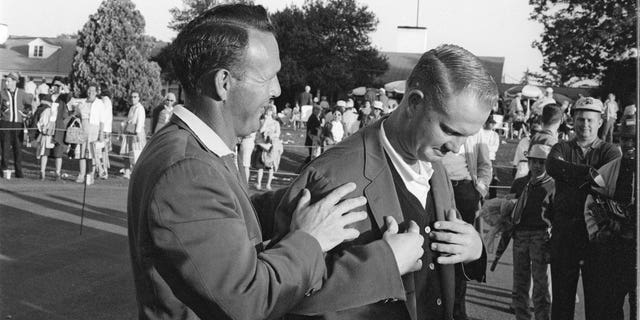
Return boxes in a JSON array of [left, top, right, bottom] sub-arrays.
[[271, 166, 406, 315], [148, 159, 327, 320]]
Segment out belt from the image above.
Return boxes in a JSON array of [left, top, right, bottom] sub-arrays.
[[450, 179, 472, 187]]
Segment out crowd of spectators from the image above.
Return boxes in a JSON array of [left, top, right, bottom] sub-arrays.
[[0, 72, 183, 184]]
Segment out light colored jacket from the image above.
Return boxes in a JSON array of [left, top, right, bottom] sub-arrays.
[[463, 131, 493, 197]]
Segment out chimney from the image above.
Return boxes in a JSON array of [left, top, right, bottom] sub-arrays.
[[395, 26, 427, 54], [0, 23, 8, 45]]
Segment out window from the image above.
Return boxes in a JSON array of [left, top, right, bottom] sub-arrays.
[[33, 45, 44, 57]]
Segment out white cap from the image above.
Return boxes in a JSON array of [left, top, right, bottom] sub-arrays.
[[528, 144, 551, 160]]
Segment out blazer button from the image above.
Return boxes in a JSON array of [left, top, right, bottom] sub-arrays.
[[429, 263, 435, 270], [436, 298, 442, 306]]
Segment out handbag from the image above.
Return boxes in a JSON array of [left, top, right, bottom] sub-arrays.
[[65, 117, 87, 144]]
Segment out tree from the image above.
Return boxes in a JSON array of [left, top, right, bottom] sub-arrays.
[[162, 0, 387, 105], [272, 0, 388, 104], [530, 0, 637, 85], [598, 57, 637, 107], [168, 0, 254, 32], [72, 0, 163, 113]]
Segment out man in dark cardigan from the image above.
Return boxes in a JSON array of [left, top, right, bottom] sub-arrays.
[[271, 44, 493, 320]]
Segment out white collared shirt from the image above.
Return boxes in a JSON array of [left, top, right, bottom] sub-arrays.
[[173, 105, 233, 157], [380, 121, 434, 208]]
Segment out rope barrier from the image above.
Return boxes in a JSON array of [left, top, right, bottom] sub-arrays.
[[1, 125, 525, 188]]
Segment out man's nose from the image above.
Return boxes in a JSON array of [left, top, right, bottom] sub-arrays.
[[270, 77, 281, 98], [444, 137, 466, 154]]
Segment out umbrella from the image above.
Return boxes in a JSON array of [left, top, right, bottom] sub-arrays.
[[504, 85, 543, 99], [522, 85, 543, 99], [552, 93, 572, 105], [350, 86, 367, 96], [384, 80, 406, 94], [490, 229, 513, 271]]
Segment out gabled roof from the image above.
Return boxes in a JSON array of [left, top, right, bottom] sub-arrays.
[[0, 36, 76, 75], [378, 51, 505, 85]]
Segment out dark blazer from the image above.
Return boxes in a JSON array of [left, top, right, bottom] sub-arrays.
[[127, 115, 327, 320], [52, 94, 71, 145], [0, 88, 32, 123], [272, 120, 487, 320], [305, 114, 322, 147]]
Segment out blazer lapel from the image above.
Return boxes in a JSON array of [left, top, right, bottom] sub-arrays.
[[361, 120, 404, 230]]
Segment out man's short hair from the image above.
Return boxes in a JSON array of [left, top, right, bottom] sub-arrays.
[[170, 4, 275, 95], [406, 44, 498, 111], [541, 103, 563, 125]]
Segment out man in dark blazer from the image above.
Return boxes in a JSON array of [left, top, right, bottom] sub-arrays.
[[127, 5, 374, 320], [272, 45, 495, 320], [1, 72, 32, 178], [48, 79, 71, 180]]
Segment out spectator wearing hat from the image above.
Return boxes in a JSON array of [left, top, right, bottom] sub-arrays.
[[361, 101, 383, 128], [546, 96, 622, 320], [512, 122, 542, 179], [509, 144, 554, 320], [1, 72, 32, 178], [582, 114, 636, 319], [46, 79, 72, 180]]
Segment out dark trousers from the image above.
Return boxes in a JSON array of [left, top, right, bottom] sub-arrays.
[[582, 240, 636, 320], [451, 180, 480, 320], [0, 121, 24, 175], [550, 225, 636, 320], [550, 226, 586, 320]]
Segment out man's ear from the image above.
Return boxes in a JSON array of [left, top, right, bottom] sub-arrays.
[[214, 69, 231, 101], [406, 89, 425, 117], [197, 69, 231, 101]]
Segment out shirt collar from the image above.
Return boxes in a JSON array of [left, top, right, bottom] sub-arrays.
[[173, 105, 233, 157], [571, 137, 603, 150], [379, 120, 433, 186]]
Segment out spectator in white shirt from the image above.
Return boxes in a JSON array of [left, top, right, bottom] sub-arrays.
[[600, 93, 618, 142], [120, 92, 146, 179], [74, 85, 106, 184]]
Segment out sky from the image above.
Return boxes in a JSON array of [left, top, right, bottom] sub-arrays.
[[1, 0, 545, 83]]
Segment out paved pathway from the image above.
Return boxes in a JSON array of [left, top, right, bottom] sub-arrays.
[[1, 170, 594, 320]]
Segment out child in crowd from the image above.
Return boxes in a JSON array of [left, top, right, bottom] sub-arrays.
[[509, 144, 554, 320]]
